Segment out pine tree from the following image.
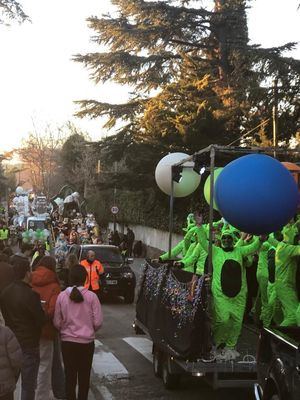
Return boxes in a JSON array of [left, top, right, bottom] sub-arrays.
[[75, 0, 300, 152]]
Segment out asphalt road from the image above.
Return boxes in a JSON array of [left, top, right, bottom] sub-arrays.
[[89, 259, 256, 400]]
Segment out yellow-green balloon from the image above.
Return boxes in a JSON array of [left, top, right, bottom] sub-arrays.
[[204, 168, 223, 210]]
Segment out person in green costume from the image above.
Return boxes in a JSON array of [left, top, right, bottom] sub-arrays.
[[174, 237, 208, 275], [158, 214, 197, 262], [256, 241, 272, 324], [275, 225, 300, 326], [256, 233, 280, 326], [183, 213, 196, 232], [263, 232, 284, 327], [158, 238, 188, 262], [194, 213, 265, 361]]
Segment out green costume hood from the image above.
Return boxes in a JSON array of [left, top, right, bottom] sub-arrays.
[[183, 213, 196, 233], [221, 230, 235, 239]]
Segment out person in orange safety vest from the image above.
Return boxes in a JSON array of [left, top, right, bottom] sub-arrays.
[[80, 250, 104, 296]]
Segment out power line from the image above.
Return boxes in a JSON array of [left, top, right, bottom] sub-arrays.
[[228, 118, 270, 146]]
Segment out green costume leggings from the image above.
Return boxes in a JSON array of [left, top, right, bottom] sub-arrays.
[[212, 288, 246, 348], [263, 283, 282, 327], [257, 271, 269, 325], [276, 282, 298, 326]]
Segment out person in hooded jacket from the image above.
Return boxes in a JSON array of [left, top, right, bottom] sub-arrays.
[[54, 265, 102, 400], [31, 256, 61, 400]]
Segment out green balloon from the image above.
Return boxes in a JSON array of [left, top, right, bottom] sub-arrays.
[[204, 168, 223, 210]]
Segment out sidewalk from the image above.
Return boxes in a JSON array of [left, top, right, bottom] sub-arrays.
[[14, 380, 96, 400]]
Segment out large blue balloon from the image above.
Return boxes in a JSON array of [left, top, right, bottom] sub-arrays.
[[215, 154, 299, 235]]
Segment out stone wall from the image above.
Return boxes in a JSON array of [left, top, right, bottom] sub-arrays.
[[108, 222, 183, 258]]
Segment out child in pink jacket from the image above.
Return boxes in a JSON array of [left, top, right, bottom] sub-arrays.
[[54, 265, 103, 400]]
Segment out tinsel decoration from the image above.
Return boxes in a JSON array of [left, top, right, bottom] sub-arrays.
[[161, 271, 205, 329], [142, 262, 167, 301]]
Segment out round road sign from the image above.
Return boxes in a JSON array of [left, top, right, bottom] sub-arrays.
[[111, 206, 119, 215]]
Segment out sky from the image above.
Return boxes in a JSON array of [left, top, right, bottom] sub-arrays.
[[0, 0, 299, 152]]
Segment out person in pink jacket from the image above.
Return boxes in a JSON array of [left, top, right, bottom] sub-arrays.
[[54, 265, 103, 400]]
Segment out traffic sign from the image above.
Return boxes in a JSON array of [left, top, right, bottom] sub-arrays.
[[111, 206, 119, 215]]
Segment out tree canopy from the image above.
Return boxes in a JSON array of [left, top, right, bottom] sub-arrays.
[[72, 0, 300, 229], [75, 0, 300, 154]]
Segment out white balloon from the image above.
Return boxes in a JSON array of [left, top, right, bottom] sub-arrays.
[[155, 153, 201, 197], [43, 229, 50, 238]]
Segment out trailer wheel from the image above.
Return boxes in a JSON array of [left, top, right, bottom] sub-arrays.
[[153, 349, 163, 378], [132, 320, 145, 335], [162, 357, 180, 390], [135, 325, 145, 334]]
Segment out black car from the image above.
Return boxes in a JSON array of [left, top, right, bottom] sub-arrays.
[[255, 326, 300, 400], [69, 244, 136, 303]]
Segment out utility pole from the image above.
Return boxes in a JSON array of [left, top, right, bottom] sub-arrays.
[[272, 78, 278, 158]]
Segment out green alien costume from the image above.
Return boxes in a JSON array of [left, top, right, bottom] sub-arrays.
[[261, 244, 281, 327], [159, 214, 197, 262], [256, 235, 279, 326], [180, 241, 208, 275], [195, 226, 262, 348], [159, 239, 187, 262], [180, 221, 240, 276], [179, 223, 210, 275], [275, 225, 300, 326]]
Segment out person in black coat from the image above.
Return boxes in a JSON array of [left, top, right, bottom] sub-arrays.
[[126, 227, 135, 257], [0, 256, 45, 400], [133, 240, 143, 258]]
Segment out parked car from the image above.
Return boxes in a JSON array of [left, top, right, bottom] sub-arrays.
[[255, 326, 300, 400], [69, 244, 136, 303]]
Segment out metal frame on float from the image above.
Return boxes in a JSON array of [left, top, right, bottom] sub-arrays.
[[168, 144, 300, 277]]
